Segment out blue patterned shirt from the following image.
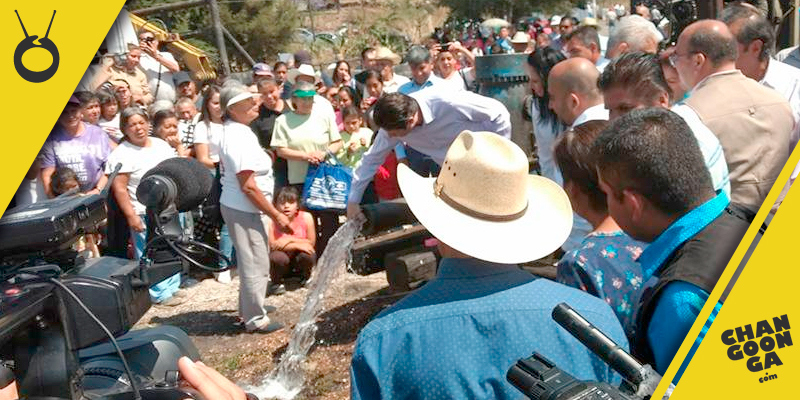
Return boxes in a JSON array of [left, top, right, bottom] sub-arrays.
[[557, 231, 647, 338], [350, 258, 629, 400]]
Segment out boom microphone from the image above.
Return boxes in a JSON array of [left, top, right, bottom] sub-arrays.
[[552, 303, 646, 386], [137, 157, 212, 212]]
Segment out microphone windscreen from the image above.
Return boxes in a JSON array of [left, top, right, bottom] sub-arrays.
[[142, 157, 212, 212]]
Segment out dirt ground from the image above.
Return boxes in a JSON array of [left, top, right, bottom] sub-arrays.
[[135, 271, 402, 399], [133, 249, 556, 399]]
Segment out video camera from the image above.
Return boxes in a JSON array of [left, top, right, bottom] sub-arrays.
[[0, 157, 224, 399], [508, 303, 664, 400]]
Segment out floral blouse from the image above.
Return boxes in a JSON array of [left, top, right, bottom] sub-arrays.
[[557, 231, 647, 338]]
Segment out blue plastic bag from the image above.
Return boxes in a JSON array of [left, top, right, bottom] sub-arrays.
[[302, 160, 353, 211]]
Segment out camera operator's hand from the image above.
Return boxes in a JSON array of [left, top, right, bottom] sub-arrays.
[[178, 357, 246, 400]]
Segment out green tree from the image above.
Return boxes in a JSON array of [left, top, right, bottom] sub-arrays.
[[439, 0, 573, 22], [127, 0, 301, 71]]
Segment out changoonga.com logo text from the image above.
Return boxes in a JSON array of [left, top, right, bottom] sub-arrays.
[[721, 314, 792, 383]]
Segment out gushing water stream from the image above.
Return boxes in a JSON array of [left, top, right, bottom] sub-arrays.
[[247, 218, 364, 399]]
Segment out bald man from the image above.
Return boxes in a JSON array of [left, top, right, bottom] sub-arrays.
[[674, 20, 793, 217], [548, 58, 608, 128], [547, 57, 607, 252]]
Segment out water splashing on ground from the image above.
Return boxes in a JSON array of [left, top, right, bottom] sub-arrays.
[[247, 218, 364, 399]]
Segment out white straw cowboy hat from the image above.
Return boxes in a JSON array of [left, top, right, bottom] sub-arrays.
[[397, 131, 573, 264], [374, 46, 402, 65], [510, 32, 530, 44], [286, 64, 321, 85]]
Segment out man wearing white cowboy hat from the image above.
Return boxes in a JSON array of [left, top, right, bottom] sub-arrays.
[[350, 131, 628, 399], [510, 31, 531, 53], [346, 90, 512, 219], [368, 46, 410, 97]]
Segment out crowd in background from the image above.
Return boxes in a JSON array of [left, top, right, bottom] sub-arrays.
[[11, 0, 800, 396]]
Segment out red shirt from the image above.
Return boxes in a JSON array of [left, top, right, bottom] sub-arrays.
[[373, 151, 400, 201]]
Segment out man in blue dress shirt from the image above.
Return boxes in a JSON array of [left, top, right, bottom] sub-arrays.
[[593, 108, 749, 381], [350, 130, 629, 400]]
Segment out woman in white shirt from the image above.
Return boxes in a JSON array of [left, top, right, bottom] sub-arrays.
[[218, 84, 290, 333], [193, 85, 234, 283], [105, 107, 180, 304], [525, 47, 567, 185]]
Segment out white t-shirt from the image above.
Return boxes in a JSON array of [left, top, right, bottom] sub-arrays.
[[99, 114, 122, 143], [438, 68, 475, 92], [105, 138, 176, 215], [193, 120, 224, 164], [219, 120, 275, 214], [139, 52, 178, 102]]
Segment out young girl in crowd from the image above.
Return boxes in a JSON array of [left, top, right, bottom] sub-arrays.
[[336, 106, 372, 169], [266, 186, 317, 294], [192, 85, 236, 284], [553, 120, 646, 337], [97, 89, 123, 143], [152, 110, 191, 157], [337, 86, 360, 111], [106, 107, 181, 306], [361, 70, 384, 112], [361, 70, 384, 131], [50, 167, 101, 258]]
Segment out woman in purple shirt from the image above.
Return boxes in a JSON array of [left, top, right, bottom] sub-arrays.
[[39, 96, 111, 198]]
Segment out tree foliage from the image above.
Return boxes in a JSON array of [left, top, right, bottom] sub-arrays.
[[439, 0, 574, 22], [127, 0, 301, 70]]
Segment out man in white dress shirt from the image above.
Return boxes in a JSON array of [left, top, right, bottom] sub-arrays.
[[721, 4, 800, 150], [547, 57, 607, 251], [721, 4, 800, 212], [346, 91, 511, 219]]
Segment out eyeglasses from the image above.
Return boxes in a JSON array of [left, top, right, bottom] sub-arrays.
[[668, 51, 698, 68], [140, 36, 155, 43]]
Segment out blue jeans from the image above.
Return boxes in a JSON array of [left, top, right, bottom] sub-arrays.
[[131, 213, 182, 303], [219, 223, 236, 268]]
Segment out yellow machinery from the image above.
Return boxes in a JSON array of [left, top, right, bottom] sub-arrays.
[[129, 12, 217, 81]]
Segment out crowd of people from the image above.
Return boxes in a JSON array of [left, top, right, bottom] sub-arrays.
[[11, 1, 800, 397]]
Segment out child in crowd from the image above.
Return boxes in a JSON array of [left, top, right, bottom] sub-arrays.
[[266, 186, 317, 294], [336, 106, 372, 169], [327, 86, 345, 131], [97, 89, 123, 143], [337, 86, 360, 111], [361, 70, 383, 112], [50, 167, 101, 258], [361, 70, 384, 131], [152, 110, 191, 157]]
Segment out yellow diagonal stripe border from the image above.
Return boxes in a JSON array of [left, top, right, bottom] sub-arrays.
[[0, 1, 125, 215], [652, 135, 800, 397]]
